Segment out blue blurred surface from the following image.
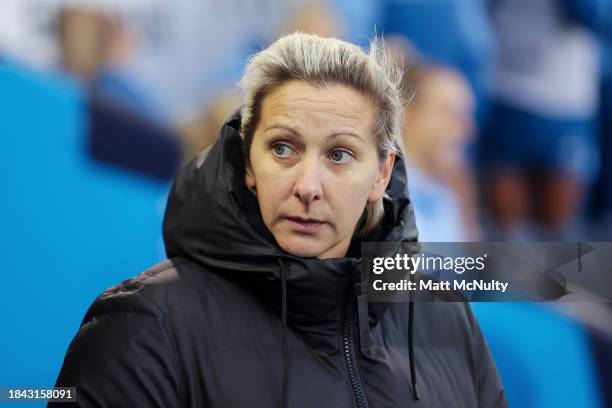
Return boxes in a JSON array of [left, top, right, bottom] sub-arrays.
[[0, 61, 168, 406], [473, 302, 603, 408]]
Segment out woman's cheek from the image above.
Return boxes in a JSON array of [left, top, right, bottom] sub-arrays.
[[332, 180, 367, 217]]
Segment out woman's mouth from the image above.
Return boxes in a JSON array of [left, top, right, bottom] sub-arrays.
[[285, 216, 326, 233]]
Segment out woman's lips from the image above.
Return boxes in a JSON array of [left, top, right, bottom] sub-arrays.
[[285, 216, 326, 233]]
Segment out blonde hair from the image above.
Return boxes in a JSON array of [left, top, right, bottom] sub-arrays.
[[239, 32, 404, 237]]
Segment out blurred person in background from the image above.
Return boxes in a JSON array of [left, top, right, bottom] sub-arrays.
[[588, 7, 612, 239], [57, 6, 183, 181], [479, 0, 603, 240], [57, 6, 161, 121], [377, 0, 494, 119], [400, 61, 481, 242]]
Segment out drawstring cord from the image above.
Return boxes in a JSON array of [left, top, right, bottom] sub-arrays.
[[408, 299, 420, 400], [278, 258, 289, 408]]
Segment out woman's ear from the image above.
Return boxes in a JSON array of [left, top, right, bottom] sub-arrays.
[[244, 158, 256, 191], [368, 152, 396, 202]]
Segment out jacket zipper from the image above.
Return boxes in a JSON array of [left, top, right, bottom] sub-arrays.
[[342, 292, 368, 408]]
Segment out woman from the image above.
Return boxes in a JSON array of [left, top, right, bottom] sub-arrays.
[[51, 33, 506, 407]]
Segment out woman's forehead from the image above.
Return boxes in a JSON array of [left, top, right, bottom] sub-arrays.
[[258, 81, 376, 137]]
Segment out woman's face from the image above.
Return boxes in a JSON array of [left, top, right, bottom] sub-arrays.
[[245, 81, 395, 259]]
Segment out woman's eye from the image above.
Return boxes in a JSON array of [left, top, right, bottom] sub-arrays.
[[272, 143, 294, 158], [329, 149, 353, 164]]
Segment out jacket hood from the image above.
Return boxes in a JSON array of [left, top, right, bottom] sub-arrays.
[[162, 110, 419, 347]]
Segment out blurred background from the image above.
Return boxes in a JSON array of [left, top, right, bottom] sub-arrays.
[[1, 0, 612, 406]]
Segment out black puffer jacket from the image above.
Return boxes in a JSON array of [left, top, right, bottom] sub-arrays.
[[51, 111, 507, 408]]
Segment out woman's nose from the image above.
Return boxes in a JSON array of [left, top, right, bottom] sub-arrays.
[[293, 156, 323, 204]]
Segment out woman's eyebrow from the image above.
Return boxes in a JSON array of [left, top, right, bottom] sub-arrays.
[[264, 124, 363, 140], [329, 130, 362, 140], [264, 124, 301, 137]]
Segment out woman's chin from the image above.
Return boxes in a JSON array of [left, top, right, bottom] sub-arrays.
[[276, 235, 328, 259], [276, 233, 351, 259]]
